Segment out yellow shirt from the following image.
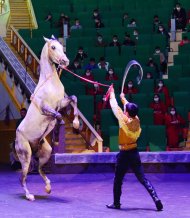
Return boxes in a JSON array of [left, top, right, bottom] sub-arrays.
[[110, 93, 141, 150]]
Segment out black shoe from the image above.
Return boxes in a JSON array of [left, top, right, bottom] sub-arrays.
[[155, 200, 163, 211], [106, 203, 121, 209]]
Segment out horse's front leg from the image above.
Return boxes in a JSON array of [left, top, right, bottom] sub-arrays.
[[59, 95, 79, 129], [41, 105, 63, 121]]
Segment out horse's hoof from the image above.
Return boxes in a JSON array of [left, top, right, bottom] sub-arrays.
[[45, 184, 51, 194], [26, 194, 35, 201], [73, 118, 79, 129]]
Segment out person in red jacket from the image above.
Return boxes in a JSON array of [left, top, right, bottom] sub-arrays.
[[154, 80, 171, 107], [149, 94, 167, 125], [105, 68, 118, 81], [123, 80, 138, 95], [165, 107, 186, 148]]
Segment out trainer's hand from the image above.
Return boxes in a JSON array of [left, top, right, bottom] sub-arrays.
[[120, 93, 125, 99]]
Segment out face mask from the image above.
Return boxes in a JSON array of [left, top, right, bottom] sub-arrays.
[[86, 72, 90, 76], [134, 31, 138, 35], [79, 51, 83, 54], [94, 13, 98, 16], [128, 84, 133, 88], [113, 39, 117, 42], [158, 83, 163, 87], [176, 7, 180, 11], [98, 37, 102, 42], [159, 28, 163, 31], [170, 111, 175, 115], [94, 84, 98, 88], [109, 70, 113, 75], [155, 50, 160, 54], [154, 97, 159, 102], [132, 22, 136, 25], [76, 22, 80, 26]]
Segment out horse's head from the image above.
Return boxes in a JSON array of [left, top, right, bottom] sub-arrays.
[[44, 36, 69, 68]]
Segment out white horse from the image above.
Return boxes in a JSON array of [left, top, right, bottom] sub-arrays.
[[15, 36, 79, 201]]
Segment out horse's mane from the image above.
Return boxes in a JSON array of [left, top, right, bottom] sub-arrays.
[[40, 41, 49, 66]]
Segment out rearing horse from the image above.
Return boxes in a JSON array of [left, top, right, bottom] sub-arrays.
[[15, 36, 79, 201]]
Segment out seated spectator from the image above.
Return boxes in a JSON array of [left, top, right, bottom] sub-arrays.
[[122, 33, 135, 46], [145, 72, 154, 79], [97, 57, 110, 71], [179, 36, 190, 46], [146, 58, 159, 78], [105, 68, 118, 81], [165, 107, 186, 148], [149, 94, 167, 125], [88, 83, 104, 96], [81, 69, 94, 81], [68, 59, 81, 71], [122, 12, 129, 27], [127, 18, 137, 28], [153, 15, 162, 32], [154, 79, 171, 107], [109, 35, 121, 47], [45, 11, 53, 27], [123, 80, 138, 95], [94, 18, 105, 29], [92, 9, 101, 20], [153, 46, 167, 75], [70, 18, 82, 30], [74, 47, 88, 65], [95, 34, 107, 47], [84, 58, 98, 70], [133, 29, 139, 41], [172, 3, 187, 31]]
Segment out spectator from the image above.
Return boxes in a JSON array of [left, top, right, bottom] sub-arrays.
[[146, 58, 159, 78], [122, 12, 129, 27], [45, 11, 53, 27], [122, 33, 135, 46], [74, 47, 88, 65], [16, 108, 27, 128], [179, 36, 190, 46], [84, 58, 98, 70], [127, 18, 137, 28], [133, 29, 139, 41], [153, 46, 167, 75], [97, 57, 110, 71], [56, 12, 70, 36], [92, 9, 101, 20], [145, 72, 154, 79], [88, 83, 104, 96], [157, 24, 170, 46], [68, 58, 81, 72], [105, 68, 118, 81], [123, 80, 138, 95], [70, 18, 82, 30], [95, 34, 107, 47], [149, 94, 167, 125], [109, 35, 121, 47], [82, 69, 94, 81], [172, 3, 187, 31], [165, 107, 186, 149], [154, 79, 171, 107], [153, 15, 162, 32], [94, 18, 105, 29]]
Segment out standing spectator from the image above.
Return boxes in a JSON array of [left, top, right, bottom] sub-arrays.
[[153, 15, 162, 32], [172, 3, 187, 31], [74, 47, 88, 65], [153, 46, 167, 75], [97, 57, 110, 71], [157, 24, 170, 46], [150, 94, 167, 125], [165, 107, 186, 148], [95, 34, 107, 47], [122, 12, 129, 27], [122, 33, 135, 46], [123, 80, 138, 95], [105, 68, 118, 81], [70, 18, 82, 30], [94, 18, 105, 29], [179, 36, 190, 46], [56, 12, 70, 36], [154, 80, 171, 107], [84, 58, 98, 70]]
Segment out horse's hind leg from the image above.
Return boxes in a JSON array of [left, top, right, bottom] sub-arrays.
[[37, 138, 52, 194], [15, 132, 34, 201]]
